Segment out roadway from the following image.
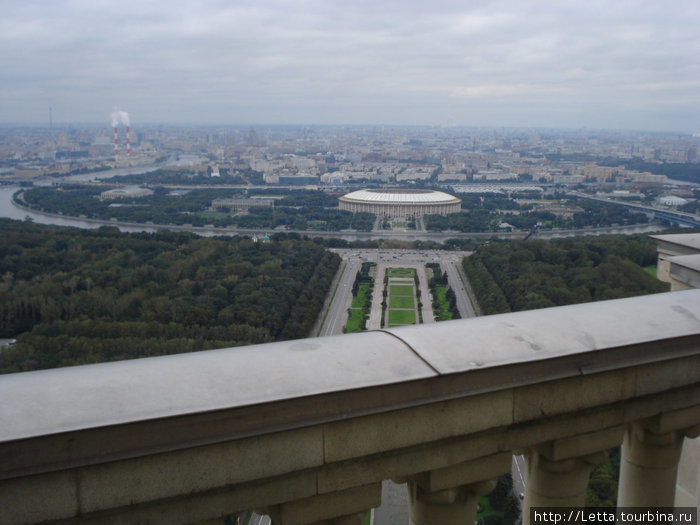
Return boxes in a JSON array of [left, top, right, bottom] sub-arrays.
[[440, 253, 477, 318], [316, 259, 360, 337], [512, 454, 526, 502], [569, 191, 700, 228]]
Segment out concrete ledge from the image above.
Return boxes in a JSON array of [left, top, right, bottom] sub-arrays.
[[323, 390, 513, 462], [0, 290, 699, 523], [412, 452, 512, 492]]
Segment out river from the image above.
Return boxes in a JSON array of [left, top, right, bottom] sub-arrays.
[[0, 163, 667, 240], [0, 164, 162, 233]]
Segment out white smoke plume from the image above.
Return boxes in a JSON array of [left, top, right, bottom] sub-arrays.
[[110, 109, 130, 127]]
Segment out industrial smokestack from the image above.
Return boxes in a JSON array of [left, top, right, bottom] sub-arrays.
[[110, 109, 131, 160], [111, 110, 119, 161], [119, 111, 131, 156]]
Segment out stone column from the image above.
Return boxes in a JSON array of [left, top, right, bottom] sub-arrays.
[[408, 479, 494, 525], [406, 452, 511, 525], [522, 428, 623, 525], [523, 450, 605, 512], [617, 422, 685, 507]]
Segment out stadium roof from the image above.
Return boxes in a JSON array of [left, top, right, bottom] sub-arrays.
[[341, 189, 459, 204]]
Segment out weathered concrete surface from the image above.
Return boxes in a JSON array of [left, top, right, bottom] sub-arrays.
[[0, 290, 698, 524]]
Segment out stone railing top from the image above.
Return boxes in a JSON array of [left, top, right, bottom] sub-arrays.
[[1, 289, 699, 445], [652, 233, 700, 251], [385, 288, 700, 374]]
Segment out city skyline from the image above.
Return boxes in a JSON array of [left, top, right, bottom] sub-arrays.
[[2, 0, 699, 133]]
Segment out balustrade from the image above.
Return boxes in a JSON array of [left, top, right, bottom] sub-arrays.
[[0, 290, 698, 524]]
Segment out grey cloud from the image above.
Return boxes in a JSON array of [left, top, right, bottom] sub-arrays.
[[1, 0, 699, 130]]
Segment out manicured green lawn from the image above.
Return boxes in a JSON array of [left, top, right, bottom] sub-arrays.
[[390, 284, 414, 296], [345, 309, 366, 333], [435, 285, 448, 303], [388, 309, 416, 325], [351, 283, 371, 308], [643, 265, 657, 277], [390, 295, 414, 309], [433, 285, 453, 321]]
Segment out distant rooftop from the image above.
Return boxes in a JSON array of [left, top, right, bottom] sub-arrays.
[[341, 189, 459, 204]]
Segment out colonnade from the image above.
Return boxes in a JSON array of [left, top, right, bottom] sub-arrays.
[[271, 413, 698, 525]]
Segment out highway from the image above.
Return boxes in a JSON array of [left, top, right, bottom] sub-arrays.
[[440, 253, 477, 318], [570, 191, 700, 228], [317, 259, 359, 337]]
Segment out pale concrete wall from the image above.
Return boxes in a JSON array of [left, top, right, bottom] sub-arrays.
[[657, 255, 672, 282]]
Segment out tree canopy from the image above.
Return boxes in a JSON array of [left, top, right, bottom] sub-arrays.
[[0, 219, 339, 373], [20, 187, 374, 231], [463, 236, 668, 315]]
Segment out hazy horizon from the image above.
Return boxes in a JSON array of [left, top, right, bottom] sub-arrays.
[[2, 121, 698, 138], [3, 1, 699, 134]]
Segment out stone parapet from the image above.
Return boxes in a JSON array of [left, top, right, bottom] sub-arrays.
[[0, 290, 699, 524]]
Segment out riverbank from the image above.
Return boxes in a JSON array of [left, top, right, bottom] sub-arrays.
[[5, 187, 665, 242]]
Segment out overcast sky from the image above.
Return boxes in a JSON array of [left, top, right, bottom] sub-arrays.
[[2, 0, 699, 132]]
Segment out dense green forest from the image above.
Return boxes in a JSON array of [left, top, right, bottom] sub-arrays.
[[19, 187, 374, 231], [0, 220, 339, 373], [462, 236, 668, 315]]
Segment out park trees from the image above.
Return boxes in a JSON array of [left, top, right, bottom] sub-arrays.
[[0, 219, 339, 374], [462, 236, 668, 315]]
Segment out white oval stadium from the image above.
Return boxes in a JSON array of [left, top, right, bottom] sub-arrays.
[[339, 189, 461, 218]]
